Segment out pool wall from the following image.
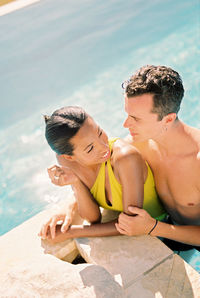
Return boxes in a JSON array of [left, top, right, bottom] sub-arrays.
[[0, 205, 200, 297]]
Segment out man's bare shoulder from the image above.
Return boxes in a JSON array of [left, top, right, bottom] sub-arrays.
[[188, 126, 200, 145], [123, 135, 156, 156], [185, 125, 200, 158]]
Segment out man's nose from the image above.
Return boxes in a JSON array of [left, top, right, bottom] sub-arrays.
[[123, 117, 129, 128]]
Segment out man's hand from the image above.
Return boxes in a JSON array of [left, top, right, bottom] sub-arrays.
[[115, 206, 156, 236], [47, 165, 78, 186]]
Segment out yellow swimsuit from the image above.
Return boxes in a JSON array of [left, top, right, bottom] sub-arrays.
[[90, 138, 166, 220]]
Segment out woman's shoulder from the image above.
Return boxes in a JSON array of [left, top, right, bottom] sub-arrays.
[[112, 138, 142, 161]]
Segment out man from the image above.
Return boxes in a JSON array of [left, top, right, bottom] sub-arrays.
[[116, 65, 200, 248]]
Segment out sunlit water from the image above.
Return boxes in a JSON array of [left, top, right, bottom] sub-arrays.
[[0, 0, 200, 272]]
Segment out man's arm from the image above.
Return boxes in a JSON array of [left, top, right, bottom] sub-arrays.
[[116, 206, 200, 246]]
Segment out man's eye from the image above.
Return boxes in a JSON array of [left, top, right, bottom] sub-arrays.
[[87, 146, 93, 153], [99, 131, 103, 137], [131, 116, 139, 121]]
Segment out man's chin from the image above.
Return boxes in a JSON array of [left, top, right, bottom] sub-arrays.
[[130, 134, 146, 143]]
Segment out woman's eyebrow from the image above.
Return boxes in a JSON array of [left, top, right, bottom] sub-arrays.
[[84, 142, 93, 151]]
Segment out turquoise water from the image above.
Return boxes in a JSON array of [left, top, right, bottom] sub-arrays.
[[0, 0, 200, 272], [178, 249, 200, 274]]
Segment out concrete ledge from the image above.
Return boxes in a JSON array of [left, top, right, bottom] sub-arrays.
[[124, 254, 200, 297], [75, 235, 173, 287], [0, 206, 200, 297]]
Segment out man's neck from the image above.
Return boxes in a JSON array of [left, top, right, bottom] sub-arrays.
[[153, 120, 196, 156]]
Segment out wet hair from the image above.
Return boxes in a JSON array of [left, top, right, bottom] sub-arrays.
[[44, 106, 88, 155], [122, 65, 184, 120]]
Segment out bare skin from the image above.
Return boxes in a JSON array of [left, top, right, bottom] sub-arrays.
[[39, 115, 149, 242], [116, 94, 200, 246]]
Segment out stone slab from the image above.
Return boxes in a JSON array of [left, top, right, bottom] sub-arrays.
[[0, 209, 79, 273], [0, 254, 123, 297], [0, 207, 123, 297], [75, 235, 173, 288], [124, 254, 200, 298], [1, 205, 200, 297]]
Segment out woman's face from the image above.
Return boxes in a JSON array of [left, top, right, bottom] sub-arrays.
[[69, 116, 110, 166]]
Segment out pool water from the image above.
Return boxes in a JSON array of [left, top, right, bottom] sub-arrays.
[[0, 0, 200, 272], [178, 249, 200, 274]]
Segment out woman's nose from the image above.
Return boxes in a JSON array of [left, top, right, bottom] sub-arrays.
[[98, 139, 108, 150]]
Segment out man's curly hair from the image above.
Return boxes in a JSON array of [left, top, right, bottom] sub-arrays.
[[123, 65, 184, 120]]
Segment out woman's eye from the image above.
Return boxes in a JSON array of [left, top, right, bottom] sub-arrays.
[[87, 146, 93, 153], [99, 131, 102, 137]]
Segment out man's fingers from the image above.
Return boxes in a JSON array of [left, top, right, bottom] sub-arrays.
[[115, 223, 128, 235], [118, 212, 136, 225], [128, 206, 144, 216], [117, 220, 130, 231]]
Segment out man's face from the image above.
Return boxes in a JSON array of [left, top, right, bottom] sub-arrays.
[[124, 93, 164, 142]]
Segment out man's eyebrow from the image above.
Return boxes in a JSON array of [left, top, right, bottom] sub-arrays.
[[84, 143, 93, 151], [130, 115, 140, 120]]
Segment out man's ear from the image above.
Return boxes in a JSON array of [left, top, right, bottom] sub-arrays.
[[164, 113, 177, 125]]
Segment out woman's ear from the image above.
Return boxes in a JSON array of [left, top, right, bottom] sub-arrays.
[[56, 154, 74, 166], [62, 154, 74, 160]]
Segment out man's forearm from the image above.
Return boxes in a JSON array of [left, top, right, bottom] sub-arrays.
[[152, 221, 200, 246]]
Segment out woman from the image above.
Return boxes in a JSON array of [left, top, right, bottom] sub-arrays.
[[39, 106, 166, 242]]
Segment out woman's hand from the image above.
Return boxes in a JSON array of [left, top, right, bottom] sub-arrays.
[[47, 165, 78, 186], [38, 212, 73, 239], [39, 199, 78, 240]]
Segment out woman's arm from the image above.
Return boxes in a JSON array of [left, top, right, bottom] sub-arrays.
[[47, 164, 101, 224], [71, 179, 102, 223], [47, 220, 120, 244], [113, 142, 145, 215]]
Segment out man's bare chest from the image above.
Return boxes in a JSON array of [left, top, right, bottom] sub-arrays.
[[151, 155, 200, 209]]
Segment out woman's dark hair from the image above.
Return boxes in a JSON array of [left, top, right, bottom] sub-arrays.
[[122, 65, 184, 120], [44, 106, 88, 155]]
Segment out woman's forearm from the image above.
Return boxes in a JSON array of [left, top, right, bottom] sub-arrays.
[[72, 179, 101, 223], [49, 220, 120, 243], [70, 221, 120, 238]]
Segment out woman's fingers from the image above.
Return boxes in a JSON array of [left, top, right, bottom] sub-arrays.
[[47, 165, 67, 186], [39, 215, 65, 239], [39, 220, 51, 239], [50, 217, 60, 239], [61, 216, 71, 233]]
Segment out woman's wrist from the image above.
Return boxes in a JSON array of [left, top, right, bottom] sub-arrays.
[[71, 177, 82, 187]]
